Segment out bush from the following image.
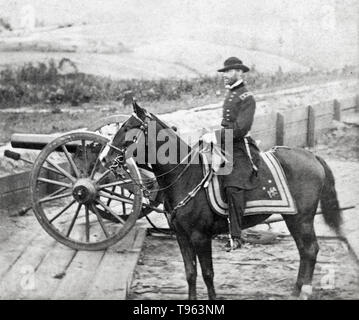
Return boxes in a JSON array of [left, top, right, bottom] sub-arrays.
[[0, 59, 356, 109], [0, 17, 12, 31]]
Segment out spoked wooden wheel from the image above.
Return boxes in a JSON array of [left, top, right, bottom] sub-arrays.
[[30, 132, 143, 251], [89, 114, 161, 217], [88, 114, 129, 140]]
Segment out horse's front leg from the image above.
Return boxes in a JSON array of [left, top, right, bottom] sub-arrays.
[[191, 231, 216, 300], [176, 232, 198, 300]]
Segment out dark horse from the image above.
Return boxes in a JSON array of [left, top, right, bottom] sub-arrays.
[[102, 103, 342, 300]]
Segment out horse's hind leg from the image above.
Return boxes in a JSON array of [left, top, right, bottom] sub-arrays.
[[176, 232, 198, 300], [283, 214, 319, 300], [191, 231, 216, 300]]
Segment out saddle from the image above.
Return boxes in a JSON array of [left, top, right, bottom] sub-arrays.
[[200, 149, 297, 217]]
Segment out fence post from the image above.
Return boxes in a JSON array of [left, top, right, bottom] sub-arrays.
[[333, 99, 341, 121], [276, 112, 284, 146], [307, 105, 315, 148]]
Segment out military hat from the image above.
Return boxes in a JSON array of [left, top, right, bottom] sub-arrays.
[[217, 57, 250, 73]]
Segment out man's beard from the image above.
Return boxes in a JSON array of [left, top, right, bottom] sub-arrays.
[[224, 77, 237, 87]]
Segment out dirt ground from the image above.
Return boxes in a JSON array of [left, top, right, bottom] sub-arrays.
[[314, 121, 359, 161], [2, 208, 357, 300], [0, 143, 358, 300], [1, 94, 358, 300], [128, 233, 359, 300], [128, 123, 359, 301]]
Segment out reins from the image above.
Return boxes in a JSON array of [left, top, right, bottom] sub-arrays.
[[106, 113, 213, 215], [107, 113, 200, 192]]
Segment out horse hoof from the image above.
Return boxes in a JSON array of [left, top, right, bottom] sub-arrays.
[[299, 285, 313, 300]]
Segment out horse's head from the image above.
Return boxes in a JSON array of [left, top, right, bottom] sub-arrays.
[[101, 99, 189, 175], [100, 101, 151, 169]]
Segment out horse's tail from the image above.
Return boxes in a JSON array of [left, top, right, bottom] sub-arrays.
[[316, 156, 342, 233]]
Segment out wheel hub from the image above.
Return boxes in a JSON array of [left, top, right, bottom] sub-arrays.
[[72, 178, 97, 204]]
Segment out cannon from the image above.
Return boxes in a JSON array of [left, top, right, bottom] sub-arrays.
[[11, 133, 80, 152], [10, 114, 131, 150], [5, 115, 162, 251]]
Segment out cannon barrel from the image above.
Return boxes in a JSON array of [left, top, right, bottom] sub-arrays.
[[11, 133, 80, 152]]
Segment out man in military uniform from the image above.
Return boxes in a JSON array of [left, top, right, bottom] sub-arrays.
[[203, 57, 261, 251]]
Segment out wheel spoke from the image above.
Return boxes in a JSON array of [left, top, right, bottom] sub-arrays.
[[98, 190, 134, 205], [91, 204, 110, 238], [95, 169, 111, 183], [47, 186, 68, 198], [121, 188, 127, 215], [85, 205, 90, 242], [39, 191, 73, 204], [106, 186, 116, 206], [98, 179, 132, 189], [62, 145, 81, 178], [46, 159, 76, 183], [41, 164, 69, 178], [95, 199, 125, 224], [82, 140, 88, 176], [90, 145, 106, 179], [49, 199, 76, 223], [101, 187, 134, 200], [37, 177, 72, 189], [66, 203, 82, 237]]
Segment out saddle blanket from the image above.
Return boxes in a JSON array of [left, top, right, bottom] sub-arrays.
[[201, 151, 297, 217]]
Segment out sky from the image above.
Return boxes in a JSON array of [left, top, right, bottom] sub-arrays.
[[1, 0, 358, 69]]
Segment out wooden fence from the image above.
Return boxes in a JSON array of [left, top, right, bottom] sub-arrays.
[[252, 94, 359, 150], [180, 95, 359, 150]]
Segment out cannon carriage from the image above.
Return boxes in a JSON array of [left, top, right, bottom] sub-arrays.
[[5, 115, 163, 251]]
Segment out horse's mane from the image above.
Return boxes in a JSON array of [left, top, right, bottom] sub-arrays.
[[148, 112, 171, 130], [149, 112, 190, 148]]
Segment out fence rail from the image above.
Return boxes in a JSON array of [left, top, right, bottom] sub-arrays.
[[250, 94, 358, 150], [181, 94, 359, 150]]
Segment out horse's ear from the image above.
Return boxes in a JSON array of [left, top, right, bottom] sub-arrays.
[[132, 99, 147, 120]]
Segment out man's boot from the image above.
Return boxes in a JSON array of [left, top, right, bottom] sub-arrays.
[[224, 187, 246, 251]]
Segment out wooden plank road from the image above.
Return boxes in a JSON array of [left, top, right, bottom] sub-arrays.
[[0, 216, 147, 300]]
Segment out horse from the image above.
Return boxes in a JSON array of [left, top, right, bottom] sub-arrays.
[[102, 102, 342, 300]]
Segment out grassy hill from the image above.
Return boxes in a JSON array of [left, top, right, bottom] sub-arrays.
[[0, 0, 357, 78]]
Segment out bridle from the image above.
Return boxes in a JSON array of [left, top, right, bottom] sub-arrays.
[[105, 112, 213, 214]]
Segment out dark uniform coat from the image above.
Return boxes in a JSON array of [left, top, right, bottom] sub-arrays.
[[217, 81, 261, 190]]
